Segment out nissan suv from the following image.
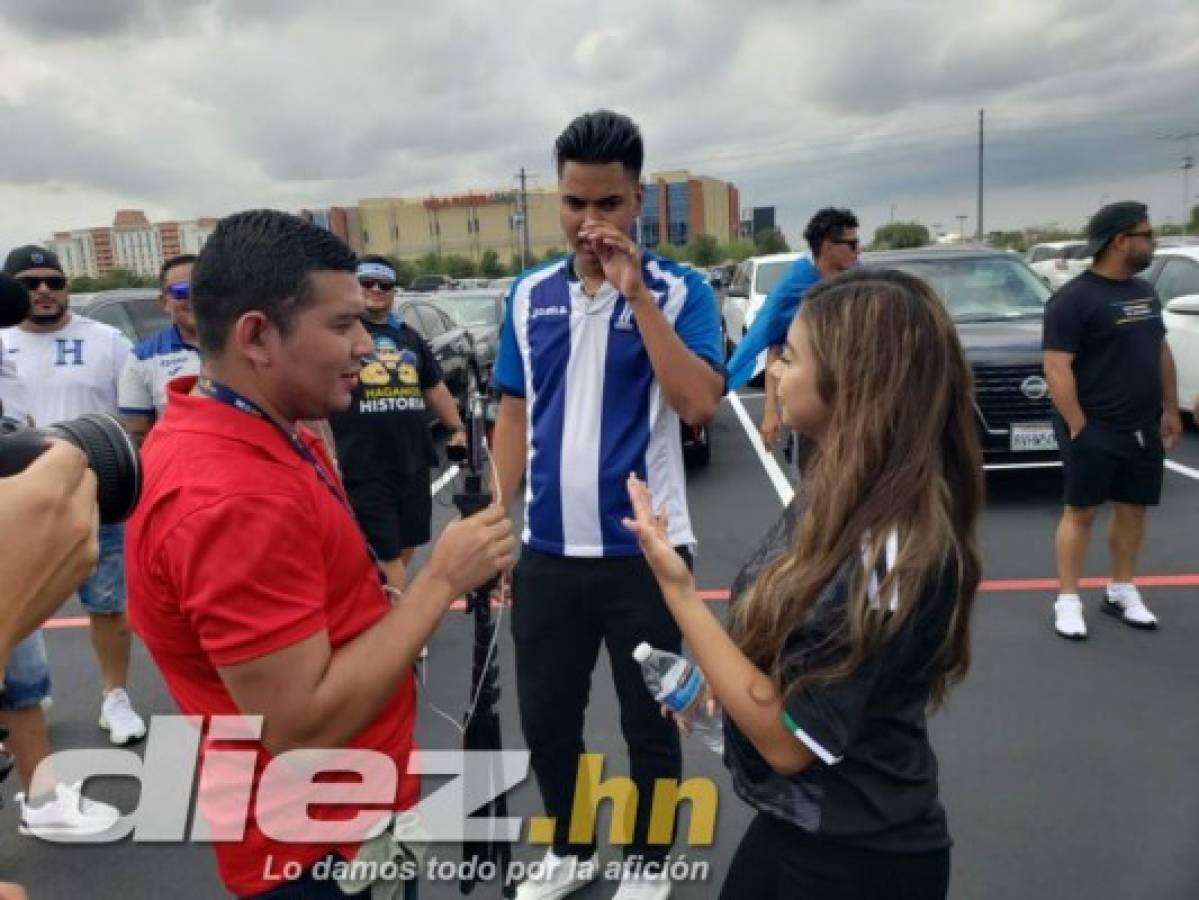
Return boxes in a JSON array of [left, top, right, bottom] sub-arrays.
[[863, 247, 1059, 470]]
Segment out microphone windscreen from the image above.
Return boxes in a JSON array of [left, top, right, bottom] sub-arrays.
[[0, 274, 32, 328]]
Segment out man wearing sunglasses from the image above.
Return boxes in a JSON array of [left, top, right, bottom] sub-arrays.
[[0, 244, 142, 836], [328, 255, 468, 591], [118, 254, 202, 446], [1043, 201, 1182, 640], [725, 207, 860, 451]]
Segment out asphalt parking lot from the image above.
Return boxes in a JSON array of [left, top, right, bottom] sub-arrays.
[[2, 389, 1198, 899]]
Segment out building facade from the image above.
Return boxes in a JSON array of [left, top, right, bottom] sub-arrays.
[[356, 188, 561, 265], [640, 171, 740, 250], [48, 212, 217, 279]]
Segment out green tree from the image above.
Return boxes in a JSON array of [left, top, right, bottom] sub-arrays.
[[688, 234, 720, 267], [380, 255, 416, 289], [717, 239, 758, 263], [869, 221, 930, 251], [416, 253, 444, 275], [654, 243, 685, 262], [480, 250, 505, 279], [753, 227, 790, 254], [444, 255, 477, 278], [509, 254, 526, 275], [987, 231, 1028, 252]]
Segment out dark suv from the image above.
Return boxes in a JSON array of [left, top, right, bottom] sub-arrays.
[[862, 247, 1059, 470]]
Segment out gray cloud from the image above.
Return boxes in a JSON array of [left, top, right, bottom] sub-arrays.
[[0, 0, 209, 40], [0, 0, 1196, 253]]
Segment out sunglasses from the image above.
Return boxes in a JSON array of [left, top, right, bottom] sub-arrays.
[[18, 275, 67, 291], [1123, 229, 1155, 241], [165, 281, 191, 301], [828, 238, 860, 251], [358, 278, 396, 292]]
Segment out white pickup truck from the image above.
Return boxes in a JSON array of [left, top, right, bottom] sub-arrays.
[[1027, 241, 1090, 290]]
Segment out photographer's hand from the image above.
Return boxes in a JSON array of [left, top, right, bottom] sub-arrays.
[[0, 442, 99, 658]]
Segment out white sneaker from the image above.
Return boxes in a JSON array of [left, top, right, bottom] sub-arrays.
[[1053, 596, 1087, 640], [514, 850, 600, 900], [612, 861, 672, 900], [16, 782, 121, 838], [99, 688, 147, 745], [1102, 585, 1159, 629]]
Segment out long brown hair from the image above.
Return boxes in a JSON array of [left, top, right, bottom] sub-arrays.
[[731, 269, 984, 709]]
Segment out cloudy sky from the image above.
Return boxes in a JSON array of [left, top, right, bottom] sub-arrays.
[[1, 0, 1197, 252]]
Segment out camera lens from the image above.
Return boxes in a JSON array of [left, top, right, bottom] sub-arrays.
[[47, 413, 141, 524]]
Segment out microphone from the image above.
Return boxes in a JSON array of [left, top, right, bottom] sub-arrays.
[[0, 274, 32, 328]]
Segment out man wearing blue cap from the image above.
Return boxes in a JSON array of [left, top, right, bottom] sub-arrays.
[[726, 208, 859, 449]]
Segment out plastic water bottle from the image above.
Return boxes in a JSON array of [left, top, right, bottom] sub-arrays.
[[632, 643, 723, 755]]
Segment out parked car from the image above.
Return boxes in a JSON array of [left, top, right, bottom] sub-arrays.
[[393, 297, 477, 425], [432, 290, 504, 385], [1143, 246, 1199, 419], [408, 274, 459, 293], [721, 252, 802, 381], [70, 289, 168, 343], [863, 247, 1058, 470], [1027, 240, 1089, 290]]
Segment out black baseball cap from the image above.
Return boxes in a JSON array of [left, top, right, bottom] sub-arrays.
[[1082, 201, 1149, 258], [3, 245, 64, 277]]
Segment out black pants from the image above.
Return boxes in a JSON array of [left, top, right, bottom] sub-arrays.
[[721, 814, 950, 900], [512, 548, 688, 861]]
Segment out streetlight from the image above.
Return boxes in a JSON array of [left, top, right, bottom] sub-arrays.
[[956, 214, 968, 243]]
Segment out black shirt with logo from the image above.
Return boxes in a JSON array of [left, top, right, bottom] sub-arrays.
[[328, 318, 443, 486], [1042, 270, 1167, 430], [723, 498, 957, 854]]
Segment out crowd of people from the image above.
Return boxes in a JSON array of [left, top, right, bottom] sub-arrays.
[[0, 109, 1193, 900]]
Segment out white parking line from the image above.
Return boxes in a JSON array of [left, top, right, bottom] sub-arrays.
[[726, 392, 794, 506], [431, 465, 460, 496], [1165, 459, 1199, 482]]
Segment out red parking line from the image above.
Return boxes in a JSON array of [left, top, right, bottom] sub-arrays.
[[40, 574, 1199, 630]]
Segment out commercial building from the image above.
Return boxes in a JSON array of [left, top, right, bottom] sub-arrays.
[[640, 171, 740, 249], [350, 170, 739, 265], [48, 211, 217, 279], [355, 188, 561, 265]]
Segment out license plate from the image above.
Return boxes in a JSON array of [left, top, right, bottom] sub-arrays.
[[1010, 423, 1057, 452]]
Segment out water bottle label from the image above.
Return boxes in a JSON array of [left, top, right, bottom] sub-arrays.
[[661, 665, 703, 714]]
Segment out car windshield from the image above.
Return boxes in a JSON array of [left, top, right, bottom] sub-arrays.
[[438, 296, 500, 327], [882, 257, 1051, 323], [753, 260, 793, 295]]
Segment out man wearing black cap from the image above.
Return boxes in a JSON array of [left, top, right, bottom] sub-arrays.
[[1042, 202, 1182, 640]]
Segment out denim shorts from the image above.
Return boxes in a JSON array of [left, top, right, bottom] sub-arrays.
[[1, 630, 51, 711], [77, 523, 127, 616]]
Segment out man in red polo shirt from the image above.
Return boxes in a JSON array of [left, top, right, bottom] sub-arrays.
[[126, 209, 514, 898]]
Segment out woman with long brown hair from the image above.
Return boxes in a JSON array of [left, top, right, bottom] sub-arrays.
[[625, 269, 984, 899]]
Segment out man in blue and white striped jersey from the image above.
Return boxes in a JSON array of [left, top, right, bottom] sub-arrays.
[[491, 110, 725, 900]]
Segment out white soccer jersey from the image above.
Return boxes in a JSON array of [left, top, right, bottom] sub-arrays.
[[1, 315, 132, 426], [492, 253, 724, 557]]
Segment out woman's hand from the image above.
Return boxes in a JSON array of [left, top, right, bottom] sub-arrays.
[[660, 682, 720, 735], [624, 473, 694, 595]]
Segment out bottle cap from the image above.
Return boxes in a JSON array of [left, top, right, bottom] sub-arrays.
[[632, 642, 652, 663]]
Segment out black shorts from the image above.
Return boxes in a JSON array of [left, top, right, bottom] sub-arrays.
[[1053, 416, 1164, 508], [345, 477, 433, 561]]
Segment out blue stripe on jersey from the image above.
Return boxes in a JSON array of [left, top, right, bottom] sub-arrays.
[[525, 272, 571, 551], [599, 294, 653, 550]]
